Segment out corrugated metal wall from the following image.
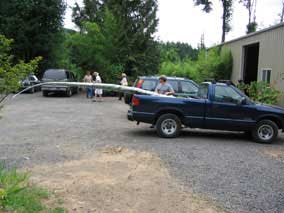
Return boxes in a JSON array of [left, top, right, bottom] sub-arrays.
[[224, 25, 284, 105]]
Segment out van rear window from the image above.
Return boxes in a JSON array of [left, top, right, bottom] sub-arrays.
[[43, 70, 66, 80]]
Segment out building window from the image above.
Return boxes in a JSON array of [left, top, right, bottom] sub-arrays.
[[261, 69, 271, 83]]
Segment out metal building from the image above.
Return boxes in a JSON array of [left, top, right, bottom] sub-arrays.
[[222, 23, 284, 105]]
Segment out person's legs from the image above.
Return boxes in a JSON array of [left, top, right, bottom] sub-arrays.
[[87, 87, 91, 98], [93, 92, 97, 102], [97, 89, 103, 102], [118, 92, 123, 100], [91, 88, 94, 98]]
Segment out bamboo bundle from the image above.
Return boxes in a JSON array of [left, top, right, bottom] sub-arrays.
[[13, 82, 173, 98]]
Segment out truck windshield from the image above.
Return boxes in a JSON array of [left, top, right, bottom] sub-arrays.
[[233, 86, 252, 102]]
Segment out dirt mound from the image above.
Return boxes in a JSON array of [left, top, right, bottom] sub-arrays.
[[31, 147, 224, 213]]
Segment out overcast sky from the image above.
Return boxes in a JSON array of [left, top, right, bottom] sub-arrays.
[[64, 0, 283, 47]]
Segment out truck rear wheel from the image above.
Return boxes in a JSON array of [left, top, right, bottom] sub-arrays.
[[156, 113, 181, 138], [252, 120, 278, 143]]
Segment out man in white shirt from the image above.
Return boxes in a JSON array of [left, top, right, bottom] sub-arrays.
[[119, 73, 128, 100], [93, 72, 103, 102]]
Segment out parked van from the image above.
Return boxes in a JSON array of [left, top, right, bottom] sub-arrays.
[[42, 69, 78, 97]]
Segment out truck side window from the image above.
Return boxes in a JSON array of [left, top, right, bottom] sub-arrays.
[[197, 85, 208, 99], [167, 80, 178, 92], [214, 85, 242, 104], [181, 81, 198, 94]]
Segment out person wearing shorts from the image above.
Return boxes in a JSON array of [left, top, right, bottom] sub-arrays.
[[93, 72, 103, 102]]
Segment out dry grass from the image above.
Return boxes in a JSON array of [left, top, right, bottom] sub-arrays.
[[31, 146, 224, 213], [262, 147, 284, 160]]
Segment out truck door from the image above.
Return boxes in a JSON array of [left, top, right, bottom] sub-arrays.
[[205, 85, 256, 131], [181, 84, 208, 128]]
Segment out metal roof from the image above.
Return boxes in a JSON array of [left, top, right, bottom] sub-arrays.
[[217, 22, 284, 46]]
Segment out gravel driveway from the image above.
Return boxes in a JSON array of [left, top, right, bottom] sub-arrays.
[[0, 93, 284, 213]]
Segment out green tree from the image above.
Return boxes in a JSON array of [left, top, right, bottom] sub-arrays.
[[72, 0, 160, 77], [0, 35, 41, 104], [160, 47, 233, 83], [0, 0, 66, 74], [67, 9, 122, 82], [239, 0, 258, 34], [193, 0, 233, 42], [72, 0, 103, 31], [159, 42, 199, 61]]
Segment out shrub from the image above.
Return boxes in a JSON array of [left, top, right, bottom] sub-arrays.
[[238, 81, 280, 105], [0, 163, 65, 212], [0, 35, 42, 104]]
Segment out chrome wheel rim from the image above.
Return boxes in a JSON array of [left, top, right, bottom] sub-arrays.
[[161, 119, 177, 135], [258, 125, 274, 141]]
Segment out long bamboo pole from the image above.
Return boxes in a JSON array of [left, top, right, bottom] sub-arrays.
[[12, 82, 173, 99]]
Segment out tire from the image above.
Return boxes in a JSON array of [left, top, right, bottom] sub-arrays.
[[66, 89, 72, 97], [42, 91, 48, 97], [156, 113, 182, 138], [30, 87, 35, 93], [252, 120, 278, 143]]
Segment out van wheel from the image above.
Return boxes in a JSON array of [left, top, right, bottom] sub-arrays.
[[42, 91, 48, 97], [66, 89, 72, 97], [252, 120, 278, 143], [156, 113, 181, 138]]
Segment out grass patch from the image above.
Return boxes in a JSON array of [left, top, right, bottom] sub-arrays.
[[0, 163, 65, 212]]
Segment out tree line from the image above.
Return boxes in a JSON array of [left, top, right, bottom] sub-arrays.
[[0, 0, 283, 88]]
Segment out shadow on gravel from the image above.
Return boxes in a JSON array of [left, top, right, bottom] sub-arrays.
[[129, 128, 248, 140], [42, 92, 80, 98], [127, 128, 282, 145]]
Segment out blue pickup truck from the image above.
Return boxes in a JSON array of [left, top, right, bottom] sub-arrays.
[[128, 81, 284, 143]]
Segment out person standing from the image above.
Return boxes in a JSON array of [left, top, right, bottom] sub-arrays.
[[83, 71, 93, 98], [119, 73, 128, 100], [155, 75, 175, 95], [93, 72, 103, 102]]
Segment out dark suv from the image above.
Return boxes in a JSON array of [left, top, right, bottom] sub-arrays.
[[124, 76, 199, 104], [42, 69, 78, 97]]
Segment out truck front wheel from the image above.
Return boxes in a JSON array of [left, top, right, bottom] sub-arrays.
[[252, 120, 278, 143], [156, 113, 181, 138]]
